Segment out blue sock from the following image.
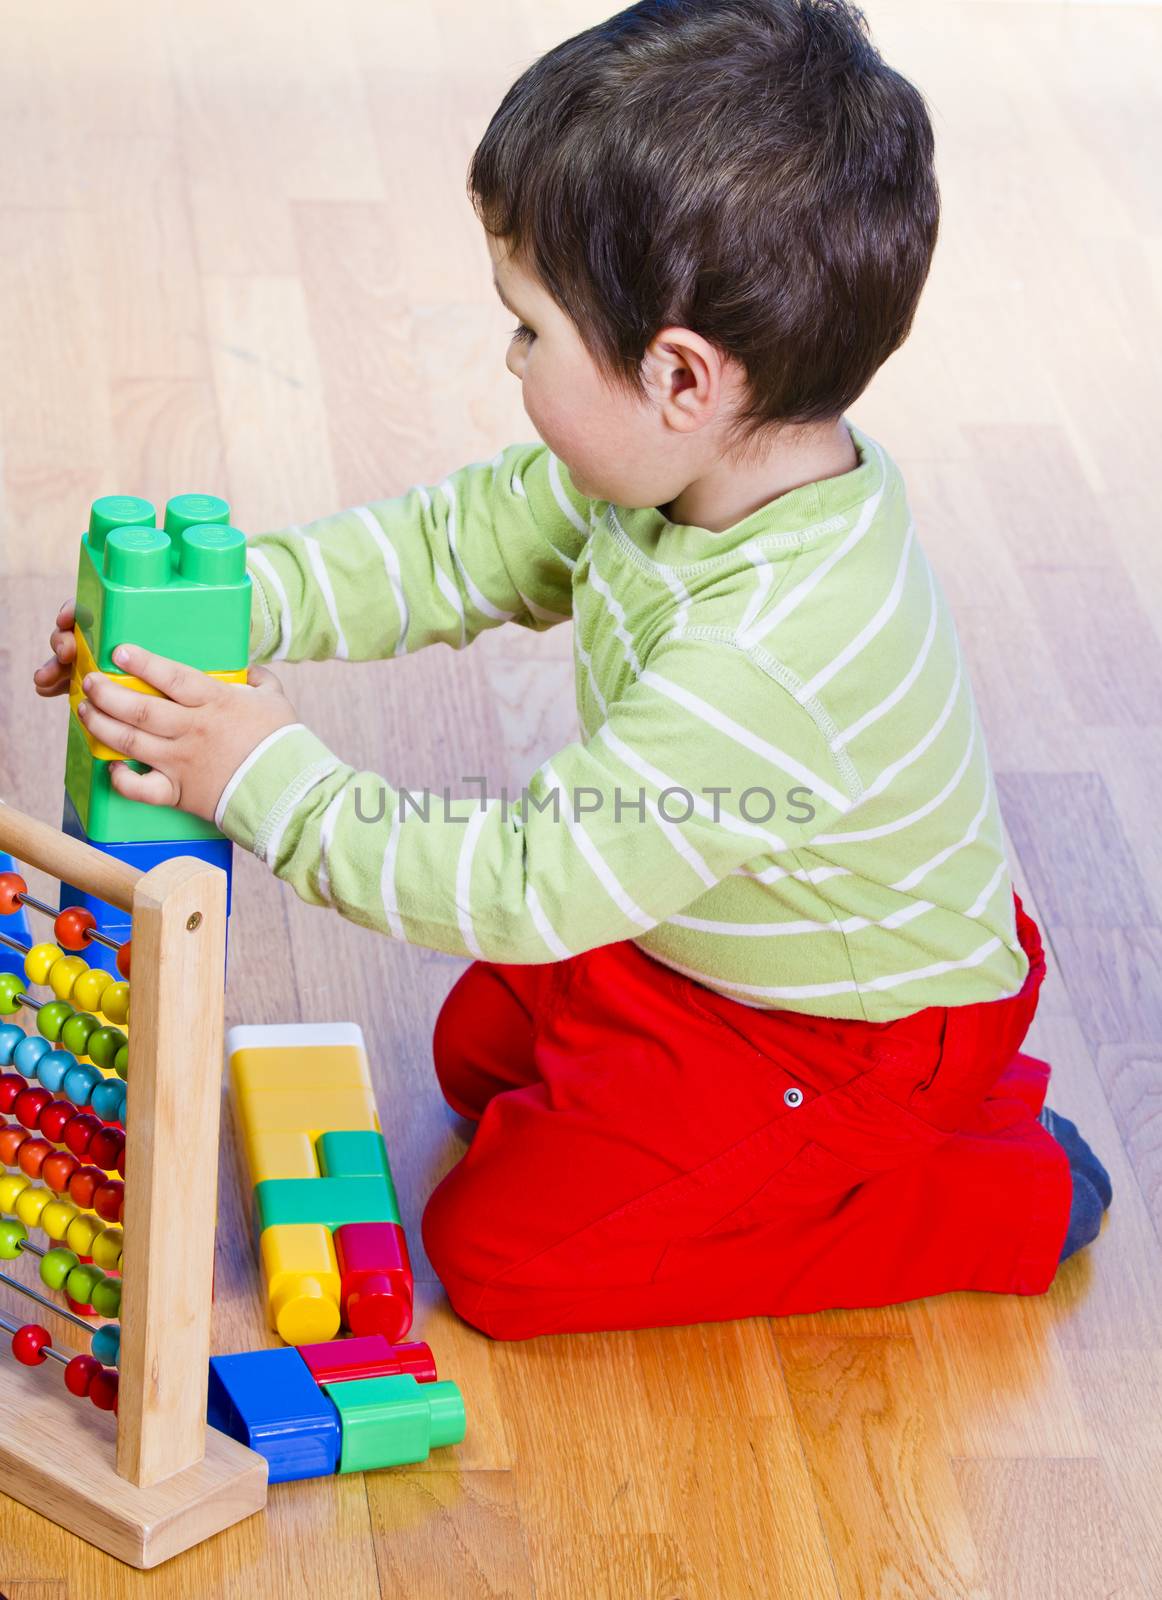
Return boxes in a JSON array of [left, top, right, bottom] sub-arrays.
[[1038, 1104, 1112, 1262]]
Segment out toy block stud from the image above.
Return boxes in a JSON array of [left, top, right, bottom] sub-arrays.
[[324, 1374, 466, 1473], [260, 1224, 342, 1345], [208, 1347, 340, 1482], [297, 1335, 437, 1386], [334, 1222, 413, 1341]]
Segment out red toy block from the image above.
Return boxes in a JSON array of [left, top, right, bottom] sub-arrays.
[[297, 1334, 437, 1387], [334, 1222, 413, 1341]]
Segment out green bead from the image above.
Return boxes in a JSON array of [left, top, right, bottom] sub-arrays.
[[0, 1218, 28, 1260], [87, 495, 155, 554], [65, 1263, 103, 1306], [40, 1247, 79, 1291], [60, 1011, 99, 1056], [90, 1276, 122, 1318], [114, 1044, 129, 1080], [87, 1027, 127, 1071], [0, 974, 24, 1015], [37, 1000, 74, 1041]]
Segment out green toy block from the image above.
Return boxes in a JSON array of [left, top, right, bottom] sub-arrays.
[[317, 1131, 396, 1188], [64, 709, 225, 844], [254, 1176, 400, 1233], [74, 493, 251, 672], [324, 1374, 466, 1472]]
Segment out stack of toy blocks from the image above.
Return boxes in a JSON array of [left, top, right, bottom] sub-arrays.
[[210, 1022, 465, 1480], [60, 493, 250, 971]]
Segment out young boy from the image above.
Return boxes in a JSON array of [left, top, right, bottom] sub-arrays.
[[36, 0, 1110, 1340]]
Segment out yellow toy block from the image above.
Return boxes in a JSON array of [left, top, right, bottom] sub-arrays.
[[235, 1087, 379, 1140], [69, 627, 247, 760], [230, 1042, 371, 1098], [244, 1130, 320, 1183], [260, 1223, 342, 1344]]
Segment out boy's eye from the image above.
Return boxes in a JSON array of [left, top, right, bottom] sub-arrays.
[[509, 323, 535, 345]]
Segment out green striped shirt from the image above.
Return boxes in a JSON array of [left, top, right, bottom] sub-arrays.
[[219, 419, 1028, 1021]]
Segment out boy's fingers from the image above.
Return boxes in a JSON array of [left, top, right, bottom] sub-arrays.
[[108, 643, 212, 707], [50, 628, 76, 664], [56, 599, 76, 627], [75, 698, 171, 769], [246, 665, 284, 693], [81, 674, 186, 738], [108, 762, 179, 809]]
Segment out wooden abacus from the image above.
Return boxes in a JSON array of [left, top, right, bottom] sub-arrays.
[[0, 800, 266, 1567]]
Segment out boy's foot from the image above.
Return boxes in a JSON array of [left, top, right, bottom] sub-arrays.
[[1038, 1104, 1112, 1263]]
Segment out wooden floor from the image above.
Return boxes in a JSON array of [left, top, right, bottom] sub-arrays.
[[0, 0, 1160, 1594]]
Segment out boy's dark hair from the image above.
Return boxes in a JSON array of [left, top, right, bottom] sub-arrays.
[[468, 0, 940, 458]]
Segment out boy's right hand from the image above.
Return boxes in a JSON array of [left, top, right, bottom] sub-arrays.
[[33, 599, 77, 698]]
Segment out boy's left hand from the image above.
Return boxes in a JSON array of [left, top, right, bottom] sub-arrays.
[[76, 644, 300, 823]]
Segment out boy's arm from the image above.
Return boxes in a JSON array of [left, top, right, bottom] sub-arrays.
[[214, 636, 861, 961], [247, 442, 590, 665]]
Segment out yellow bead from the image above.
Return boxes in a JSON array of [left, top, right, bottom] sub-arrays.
[[40, 1199, 79, 1240], [14, 1184, 51, 1229], [91, 1226, 124, 1270], [65, 1213, 103, 1256], [24, 943, 63, 987], [72, 967, 113, 1014], [48, 955, 87, 1002], [0, 1173, 31, 1213], [101, 981, 130, 1026]]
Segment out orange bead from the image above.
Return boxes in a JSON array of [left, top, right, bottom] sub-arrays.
[[0, 872, 27, 918], [17, 1136, 52, 1179], [41, 1150, 79, 1194], [68, 1165, 104, 1208], [54, 907, 96, 952], [116, 941, 131, 980], [0, 1124, 28, 1167]]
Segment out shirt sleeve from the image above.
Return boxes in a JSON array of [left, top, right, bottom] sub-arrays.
[[213, 635, 863, 963], [245, 441, 591, 665]]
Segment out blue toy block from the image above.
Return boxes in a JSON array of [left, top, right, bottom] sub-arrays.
[[0, 853, 32, 980], [207, 1347, 340, 1483]]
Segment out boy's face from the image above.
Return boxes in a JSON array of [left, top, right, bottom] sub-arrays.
[[486, 230, 717, 509]]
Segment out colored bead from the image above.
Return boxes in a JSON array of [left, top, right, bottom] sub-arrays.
[[0, 1075, 24, 1113], [0, 872, 27, 916], [94, 1180, 124, 1222], [0, 1172, 30, 1211], [65, 1352, 101, 1396], [13, 1034, 51, 1078], [11, 1323, 50, 1365], [90, 1079, 124, 1122], [60, 1012, 99, 1057], [65, 1213, 102, 1256], [0, 1124, 27, 1167], [72, 967, 112, 1015], [91, 1227, 123, 1270], [0, 1024, 24, 1066], [63, 1112, 100, 1156], [37, 1000, 74, 1042], [114, 1044, 129, 1081], [0, 974, 25, 1016], [116, 941, 131, 980], [65, 1263, 103, 1305], [40, 1246, 79, 1290], [40, 1199, 78, 1241], [54, 906, 96, 952], [89, 1127, 123, 1170], [68, 1165, 104, 1208], [17, 1136, 53, 1179], [13, 1086, 52, 1129], [35, 1048, 74, 1094], [101, 982, 130, 1026], [41, 1150, 79, 1194], [87, 1028, 126, 1072], [0, 1217, 28, 1259], [63, 1063, 101, 1107], [47, 956, 86, 1002], [24, 943, 63, 986], [38, 1100, 74, 1143], [90, 1277, 121, 1319], [89, 1368, 119, 1411], [14, 1184, 51, 1229]]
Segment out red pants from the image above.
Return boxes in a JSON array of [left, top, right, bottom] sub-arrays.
[[421, 893, 1071, 1340]]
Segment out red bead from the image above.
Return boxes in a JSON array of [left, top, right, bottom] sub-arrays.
[[115, 942, 131, 980], [0, 1123, 28, 1166], [17, 1135, 52, 1179], [116, 1147, 126, 1179], [65, 1352, 101, 1396], [11, 1323, 50, 1365], [0, 872, 27, 918], [88, 1126, 123, 1170], [53, 907, 96, 952], [0, 1075, 26, 1114], [41, 1149, 80, 1193], [39, 1100, 74, 1143], [63, 1112, 99, 1157], [94, 1180, 124, 1221], [89, 1369, 119, 1411], [13, 1086, 52, 1130], [68, 1165, 104, 1208]]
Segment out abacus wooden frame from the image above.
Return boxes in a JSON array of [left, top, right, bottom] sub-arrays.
[[0, 802, 266, 1567]]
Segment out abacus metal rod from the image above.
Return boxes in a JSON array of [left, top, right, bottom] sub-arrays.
[[0, 1309, 69, 1364], [0, 1262, 106, 1336]]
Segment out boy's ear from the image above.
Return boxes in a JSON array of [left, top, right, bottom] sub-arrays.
[[643, 326, 723, 432]]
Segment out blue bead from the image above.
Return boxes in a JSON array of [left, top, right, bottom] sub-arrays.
[[90, 1079, 123, 1122], [63, 1063, 101, 1106], [36, 1049, 75, 1093], [0, 1023, 24, 1065], [91, 1324, 120, 1367], [12, 1034, 50, 1078]]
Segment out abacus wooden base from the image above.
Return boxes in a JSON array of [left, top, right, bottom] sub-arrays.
[[0, 1353, 268, 1568]]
